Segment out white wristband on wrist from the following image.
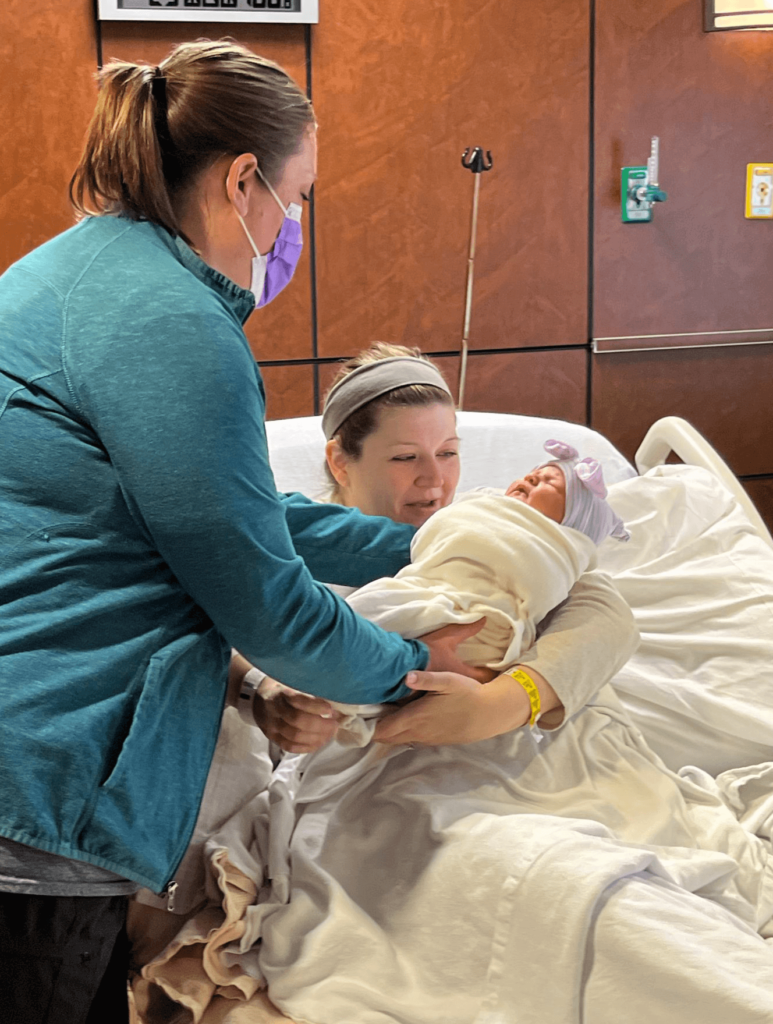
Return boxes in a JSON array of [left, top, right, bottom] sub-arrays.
[[237, 667, 267, 728]]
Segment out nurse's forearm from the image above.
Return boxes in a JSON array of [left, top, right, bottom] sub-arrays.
[[281, 492, 415, 586]]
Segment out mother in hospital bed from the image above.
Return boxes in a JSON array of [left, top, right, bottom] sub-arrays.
[[242, 341, 638, 754]]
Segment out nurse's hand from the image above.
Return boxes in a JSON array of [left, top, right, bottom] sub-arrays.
[[253, 679, 345, 754], [374, 670, 533, 747], [419, 620, 496, 684]]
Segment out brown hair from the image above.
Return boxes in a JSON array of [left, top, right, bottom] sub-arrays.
[[69, 39, 314, 242], [323, 343, 454, 501]]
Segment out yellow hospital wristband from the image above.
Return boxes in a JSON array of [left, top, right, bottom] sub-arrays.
[[507, 668, 541, 727]]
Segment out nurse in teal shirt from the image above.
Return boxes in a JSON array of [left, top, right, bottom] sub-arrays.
[[0, 39, 476, 1022]]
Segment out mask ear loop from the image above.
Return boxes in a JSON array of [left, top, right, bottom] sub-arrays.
[[234, 208, 262, 259], [234, 161, 288, 259], [256, 163, 288, 217]]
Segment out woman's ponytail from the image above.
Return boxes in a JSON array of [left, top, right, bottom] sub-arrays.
[[70, 60, 182, 237], [69, 41, 314, 241]]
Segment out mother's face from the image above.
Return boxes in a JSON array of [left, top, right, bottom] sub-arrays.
[[328, 404, 460, 527]]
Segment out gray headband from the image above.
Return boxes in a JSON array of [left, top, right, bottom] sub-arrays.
[[321, 357, 453, 440]]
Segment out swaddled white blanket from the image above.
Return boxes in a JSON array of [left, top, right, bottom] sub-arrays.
[[350, 491, 596, 671]]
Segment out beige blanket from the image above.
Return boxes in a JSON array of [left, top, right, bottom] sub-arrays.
[[130, 850, 292, 1024]]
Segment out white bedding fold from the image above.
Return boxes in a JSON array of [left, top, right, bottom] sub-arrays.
[[599, 464, 773, 773]]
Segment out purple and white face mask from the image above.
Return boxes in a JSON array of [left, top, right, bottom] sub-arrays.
[[255, 201, 303, 308], [235, 165, 304, 308]]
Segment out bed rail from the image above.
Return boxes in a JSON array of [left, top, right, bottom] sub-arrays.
[[635, 416, 773, 550]]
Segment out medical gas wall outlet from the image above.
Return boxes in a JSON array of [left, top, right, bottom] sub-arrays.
[[622, 136, 668, 223], [745, 164, 773, 219]]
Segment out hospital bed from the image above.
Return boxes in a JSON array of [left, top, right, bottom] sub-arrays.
[[635, 414, 773, 549], [131, 411, 773, 1024]]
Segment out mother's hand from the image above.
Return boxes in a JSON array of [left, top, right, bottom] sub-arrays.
[[374, 670, 532, 747]]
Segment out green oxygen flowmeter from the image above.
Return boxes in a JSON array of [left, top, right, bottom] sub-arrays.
[[621, 137, 668, 223]]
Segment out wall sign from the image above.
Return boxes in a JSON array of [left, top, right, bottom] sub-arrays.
[[97, 0, 318, 23]]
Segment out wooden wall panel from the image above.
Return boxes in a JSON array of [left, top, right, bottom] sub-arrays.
[[594, 0, 773, 346], [435, 350, 587, 421], [742, 477, 773, 535], [318, 349, 587, 424], [312, 0, 590, 358], [100, 22, 313, 363], [591, 345, 773, 474], [0, 0, 97, 272], [261, 362, 314, 420]]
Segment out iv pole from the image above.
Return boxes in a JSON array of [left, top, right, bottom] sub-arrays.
[[458, 146, 493, 410]]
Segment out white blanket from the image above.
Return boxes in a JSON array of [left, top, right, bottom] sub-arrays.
[[196, 690, 773, 1024], [206, 648, 773, 1021], [326, 493, 595, 747]]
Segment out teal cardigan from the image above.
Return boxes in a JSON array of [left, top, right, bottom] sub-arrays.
[[0, 217, 427, 891]]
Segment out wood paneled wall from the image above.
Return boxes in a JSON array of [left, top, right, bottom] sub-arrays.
[[594, 0, 773, 345], [312, 1, 590, 358], [591, 345, 773, 474], [1, 0, 97, 270], [1, 1, 592, 425], [3, 1, 773, 526]]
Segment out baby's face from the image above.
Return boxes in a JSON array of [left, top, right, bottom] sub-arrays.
[[505, 463, 566, 523]]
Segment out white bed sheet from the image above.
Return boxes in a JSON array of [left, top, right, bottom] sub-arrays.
[[237, 687, 773, 1024], [599, 464, 773, 774]]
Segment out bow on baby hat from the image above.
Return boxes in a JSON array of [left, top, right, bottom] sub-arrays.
[[542, 439, 630, 545]]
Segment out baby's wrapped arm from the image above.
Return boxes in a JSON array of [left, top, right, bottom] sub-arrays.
[[512, 570, 639, 729]]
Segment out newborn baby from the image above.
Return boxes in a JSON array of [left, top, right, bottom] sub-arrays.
[[323, 441, 630, 742], [500, 438, 628, 552]]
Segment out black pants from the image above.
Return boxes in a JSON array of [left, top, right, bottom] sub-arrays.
[[0, 892, 130, 1024]]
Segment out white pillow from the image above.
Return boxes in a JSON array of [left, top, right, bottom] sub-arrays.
[[266, 412, 635, 500], [598, 464, 773, 775]]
